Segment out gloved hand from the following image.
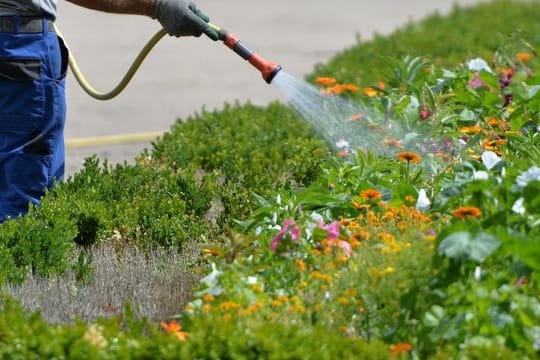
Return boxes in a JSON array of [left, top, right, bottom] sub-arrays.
[[153, 0, 219, 40]]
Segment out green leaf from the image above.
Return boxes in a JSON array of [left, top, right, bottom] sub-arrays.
[[438, 231, 500, 263], [423, 305, 445, 328]]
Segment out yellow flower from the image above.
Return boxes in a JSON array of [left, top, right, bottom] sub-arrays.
[[338, 297, 350, 305], [203, 294, 215, 302], [83, 324, 108, 349]]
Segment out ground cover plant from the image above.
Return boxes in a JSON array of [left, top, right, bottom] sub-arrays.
[[1, 0, 540, 358]]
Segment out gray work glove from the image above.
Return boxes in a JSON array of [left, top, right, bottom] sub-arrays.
[[153, 0, 219, 40]]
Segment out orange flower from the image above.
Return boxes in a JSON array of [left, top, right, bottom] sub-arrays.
[[342, 84, 359, 92], [322, 84, 359, 95], [453, 206, 482, 219], [459, 125, 482, 135], [397, 152, 422, 163], [381, 138, 404, 149], [516, 52, 532, 62], [315, 76, 337, 85], [161, 320, 188, 341], [363, 87, 378, 97], [295, 258, 306, 272], [349, 113, 364, 122], [203, 294, 215, 302], [389, 342, 412, 357], [337, 151, 350, 157], [378, 81, 386, 89], [360, 189, 382, 201]]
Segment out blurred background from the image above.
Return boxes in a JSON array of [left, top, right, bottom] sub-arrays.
[[57, 0, 486, 176]]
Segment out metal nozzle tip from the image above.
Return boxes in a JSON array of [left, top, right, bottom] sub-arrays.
[[265, 65, 282, 84]]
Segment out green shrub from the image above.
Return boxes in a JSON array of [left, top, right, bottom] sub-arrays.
[[151, 102, 331, 221]]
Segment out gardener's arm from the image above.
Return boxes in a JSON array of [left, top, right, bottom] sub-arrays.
[[65, 0, 213, 37]]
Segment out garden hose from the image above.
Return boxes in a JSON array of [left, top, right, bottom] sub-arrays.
[[53, 24, 168, 101], [53, 20, 282, 100]]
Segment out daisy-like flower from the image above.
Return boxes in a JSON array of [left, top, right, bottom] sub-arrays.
[[397, 152, 422, 163]]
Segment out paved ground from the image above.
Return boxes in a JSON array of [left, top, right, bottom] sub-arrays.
[[57, 0, 487, 176]]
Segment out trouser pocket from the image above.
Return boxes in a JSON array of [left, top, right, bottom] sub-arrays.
[[56, 35, 69, 83], [0, 58, 45, 119]]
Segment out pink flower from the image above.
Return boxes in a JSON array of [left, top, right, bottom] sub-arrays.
[[317, 221, 352, 257], [271, 219, 300, 251], [516, 275, 526, 287], [318, 221, 340, 240], [468, 72, 486, 88]]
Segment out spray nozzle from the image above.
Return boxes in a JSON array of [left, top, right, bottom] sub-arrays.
[[205, 22, 282, 84]]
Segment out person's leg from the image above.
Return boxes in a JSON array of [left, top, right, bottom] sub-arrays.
[[0, 18, 67, 222]]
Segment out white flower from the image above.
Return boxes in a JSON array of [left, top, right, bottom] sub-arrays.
[[512, 197, 526, 215], [200, 263, 222, 286], [336, 139, 350, 149], [245, 276, 258, 284], [474, 266, 482, 281], [416, 189, 431, 212], [482, 151, 502, 170], [516, 166, 540, 190], [473, 170, 489, 180], [467, 58, 492, 73]]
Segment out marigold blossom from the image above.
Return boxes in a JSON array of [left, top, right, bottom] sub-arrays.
[[161, 320, 189, 341], [459, 125, 482, 135], [453, 206, 482, 219], [363, 87, 378, 97], [314, 76, 337, 85], [516, 52, 532, 61], [389, 342, 412, 357], [360, 189, 382, 201]]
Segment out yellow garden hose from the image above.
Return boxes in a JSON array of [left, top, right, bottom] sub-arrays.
[[53, 24, 168, 101], [53, 22, 221, 100]]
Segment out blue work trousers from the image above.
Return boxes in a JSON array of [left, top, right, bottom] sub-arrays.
[[0, 18, 68, 222]]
